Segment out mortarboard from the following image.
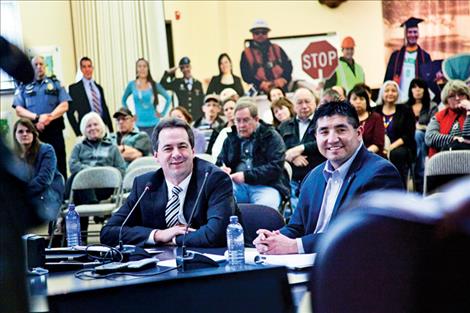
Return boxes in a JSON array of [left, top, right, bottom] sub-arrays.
[[400, 17, 424, 28]]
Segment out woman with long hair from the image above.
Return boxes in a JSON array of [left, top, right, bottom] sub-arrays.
[[405, 78, 438, 193], [122, 58, 171, 137], [348, 85, 384, 154], [13, 118, 64, 221], [374, 80, 416, 187], [207, 53, 244, 96]]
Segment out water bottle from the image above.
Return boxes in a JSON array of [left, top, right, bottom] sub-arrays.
[[227, 215, 244, 266], [66, 203, 81, 247]]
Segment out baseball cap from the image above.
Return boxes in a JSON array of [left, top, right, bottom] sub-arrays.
[[204, 94, 220, 104], [113, 107, 133, 118]]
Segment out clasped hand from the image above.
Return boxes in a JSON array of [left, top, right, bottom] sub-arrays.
[[253, 229, 298, 255]]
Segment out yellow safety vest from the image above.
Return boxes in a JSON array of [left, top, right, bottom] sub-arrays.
[[336, 59, 365, 93]]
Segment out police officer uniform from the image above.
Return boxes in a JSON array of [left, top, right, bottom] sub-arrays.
[[13, 76, 71, 178], [160, 57, 205, 121]]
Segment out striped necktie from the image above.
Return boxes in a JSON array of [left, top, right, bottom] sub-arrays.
[[165, 186, 183, 227], [90, 82, 101, 115]]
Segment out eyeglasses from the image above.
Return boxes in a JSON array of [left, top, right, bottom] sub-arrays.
[[448, 92, 467, 100], [252, 30, 268, 36], [116, 116, 132, 122]]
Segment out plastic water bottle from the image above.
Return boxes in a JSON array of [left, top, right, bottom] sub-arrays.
[[227, 215, 244, 266], [66, 203, 81, 247]]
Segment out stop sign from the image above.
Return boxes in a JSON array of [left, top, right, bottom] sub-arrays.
[[301, 40, 338, 80]]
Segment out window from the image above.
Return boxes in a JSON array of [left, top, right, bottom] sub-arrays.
[[1, 0, 23, 92]]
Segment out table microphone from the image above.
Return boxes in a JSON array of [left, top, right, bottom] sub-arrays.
[[117, 182, 153, 256], [176, 172, 218, 272]]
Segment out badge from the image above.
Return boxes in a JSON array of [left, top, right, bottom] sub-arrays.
[[179, 83, 185, 90], [47, 83, 54, 91]]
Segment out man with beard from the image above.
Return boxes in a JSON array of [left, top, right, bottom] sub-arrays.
[[240, 19, 293, 94]]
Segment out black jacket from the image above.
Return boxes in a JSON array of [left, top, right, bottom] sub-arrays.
[[278, 118, 325, 181], [68, 80, 113, 136], [216, 120, 290, 199]]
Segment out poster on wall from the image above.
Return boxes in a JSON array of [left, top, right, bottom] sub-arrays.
[[26, 46, 64, 81], [241, 32, 339, 95], [382, 0, 470, 83]]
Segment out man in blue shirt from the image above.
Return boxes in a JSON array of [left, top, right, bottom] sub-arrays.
[[12, 55, 71, 178], [254, 101, 403, 254]]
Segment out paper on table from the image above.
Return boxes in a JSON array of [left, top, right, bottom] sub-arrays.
[[243, 248, 315, 270], [157, 251, 226, 268]]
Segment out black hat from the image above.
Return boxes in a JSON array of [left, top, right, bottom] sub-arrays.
[[179, 57, 191, 67], [113, 107, 133, 118], [400, 17, 424, 28]]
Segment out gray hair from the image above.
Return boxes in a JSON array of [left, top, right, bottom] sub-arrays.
[[441, 80, 470, 104], [80, 112, 107, 140], [376, 80, 401, 105], [234, 96, 258, 118]]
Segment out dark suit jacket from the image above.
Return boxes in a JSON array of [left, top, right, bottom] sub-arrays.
[[280, 145, 403, 253], [100, 158, 238, 247], [278, 118, 325, 182], [68, 80, 113, 136]]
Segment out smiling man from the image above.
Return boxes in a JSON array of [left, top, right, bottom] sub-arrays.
[[101, 118, 238, 248], [253, 101, 403, 254], [384, 17, 432, 100]]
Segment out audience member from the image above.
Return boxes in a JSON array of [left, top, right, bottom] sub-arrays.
[[348, 85, 384, 154], [425, 80, 470, 156], [332, 86, 347, 101], [278, 88, 325, 211], [192, 94, 225, 154], [406, 78, 438, 193], [216, 97, 289, 210], [240, 19, 293, 94], [100, 118, 238, 247], [122, 58, 171, 138], [211, 95, 237, 159], [207, 53, 244, 97], [271, 97, 295, 128], [12, 55, 71, 179], [160, 56, 205, 121], [108, 108, 151, 165], [375, 80, 416, 187], [68, 57, 113, 136], [13, 118, 64, 221], [384, 17, 432, 100], [253, 101, 403, 254], [354, 82, 377, 107], [320, 88, 342, 106], [325, 36, 365, 93], [267, 86, 286, 104], [68, 112, 126, 242], [170, 107, 206, 154]]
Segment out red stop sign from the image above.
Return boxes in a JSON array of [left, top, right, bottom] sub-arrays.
[[301, 40, 338, 80]]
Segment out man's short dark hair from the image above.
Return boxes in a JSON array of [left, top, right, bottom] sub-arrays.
[[80, 56, 92, 67], [151, 117, 195, 152], [312, 101, 360, 131]]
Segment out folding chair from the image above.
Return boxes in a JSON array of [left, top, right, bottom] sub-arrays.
[[126, 156, 158, 173], [423, 150, 470, 195], [121, 164, 160, 205], [63, 166, 123, 240]]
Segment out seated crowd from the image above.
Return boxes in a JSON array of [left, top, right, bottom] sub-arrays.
[[11, 18, 470, 254]]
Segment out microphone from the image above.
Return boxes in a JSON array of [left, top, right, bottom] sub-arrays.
[[117, 182, 153, 256], [176, 172, 218, 272]]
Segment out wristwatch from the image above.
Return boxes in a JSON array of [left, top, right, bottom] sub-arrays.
[[32, 114, 40, 124]]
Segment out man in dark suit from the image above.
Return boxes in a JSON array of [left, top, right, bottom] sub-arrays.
[[278, 88, 325, 210], [67, 57, 113, 136], [101, 118, 237, 247], [254, 101, 403, 254]]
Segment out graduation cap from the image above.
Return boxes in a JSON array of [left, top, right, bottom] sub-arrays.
[[400, 17, 424, 28]]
